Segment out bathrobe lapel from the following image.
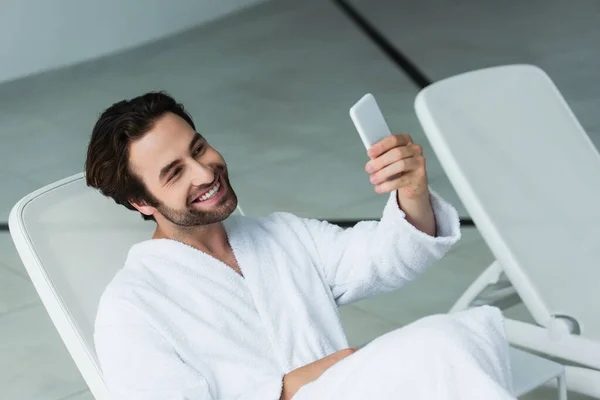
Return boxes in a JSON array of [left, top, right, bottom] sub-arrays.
[[224, 216, 349, 372]]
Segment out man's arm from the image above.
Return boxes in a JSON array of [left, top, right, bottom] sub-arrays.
[[291, 133, 459, 306], [396, 190, 436, 237], [293, 187, 460, 306]]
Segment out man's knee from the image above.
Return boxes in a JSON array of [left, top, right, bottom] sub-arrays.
[[362, 313, 456, 366], [371, 306, 508, 362], [346, 307, 512, 396]]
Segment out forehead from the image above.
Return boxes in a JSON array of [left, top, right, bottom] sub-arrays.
[[128, 113, 196, 182]]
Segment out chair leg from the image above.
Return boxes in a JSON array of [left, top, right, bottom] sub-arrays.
[[557, 371, 568, 400]]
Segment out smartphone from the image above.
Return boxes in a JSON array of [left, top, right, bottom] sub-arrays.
[[349, 93, 392, 151]]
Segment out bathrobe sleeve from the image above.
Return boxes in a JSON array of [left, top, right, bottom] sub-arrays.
[[95, 299, 284, 400], [297, 189, 461, 305]]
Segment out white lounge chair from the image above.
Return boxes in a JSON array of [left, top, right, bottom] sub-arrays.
[[8, 172, 244, 399], [415, 64, 600, 398]]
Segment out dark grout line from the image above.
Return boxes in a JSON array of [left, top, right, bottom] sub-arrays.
[[331, 0, 432, 89], [0, 223, 8, 232], [332, 0, 475, 228], [326, 218, 475, 228], [0, 217, 475, 236]]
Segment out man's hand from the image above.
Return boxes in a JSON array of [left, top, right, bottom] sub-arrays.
[[365, 134, 428, 200], [366, 134, 437, 236], [280, 348, 357, 400]]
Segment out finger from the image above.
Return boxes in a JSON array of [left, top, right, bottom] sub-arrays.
[[375, 173, 415, 193], [367, 134, 413, 158], [370, 156, 421, 185], [366, 144, 421, 173]]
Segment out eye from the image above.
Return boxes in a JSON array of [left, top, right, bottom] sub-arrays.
[[170, 167, 182, 181], [192, 145, 205, 157]]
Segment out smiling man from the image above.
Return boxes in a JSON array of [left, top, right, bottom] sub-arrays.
[[86, 92, 515, 400]]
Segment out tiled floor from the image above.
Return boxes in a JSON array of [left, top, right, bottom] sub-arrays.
[[1, 0, 598, 399]]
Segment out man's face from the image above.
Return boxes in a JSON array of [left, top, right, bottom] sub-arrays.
[[128, 112, 238, 227]]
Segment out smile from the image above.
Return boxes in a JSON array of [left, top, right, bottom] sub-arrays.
[[191, 179, 222, 203]]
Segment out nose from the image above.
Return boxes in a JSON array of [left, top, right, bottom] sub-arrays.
[[188, 160, 215, 186]]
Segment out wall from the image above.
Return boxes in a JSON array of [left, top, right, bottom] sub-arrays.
[[0, 0, 266, 84]]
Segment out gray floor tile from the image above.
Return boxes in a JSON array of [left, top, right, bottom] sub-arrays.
[[447, 228, 496, 268], [0, 306, 86, 400], [428, 174, 469, 219], [24, 160, 85, 190], [0, 170, 41, 222], [321, 190, 389, 220], [0, 266, 38, 316], [338, 304, 398, 348], [0, 231, 28, 278], [503, 303, 536, 326], [446, 227, 485, 255], [0, 127, 87, 179], [229, 173, 319, 218], [351, 252, 481, 325], [237, 150, 378, 212]]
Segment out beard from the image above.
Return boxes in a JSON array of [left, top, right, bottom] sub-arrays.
[[154, 170, 239, 227]]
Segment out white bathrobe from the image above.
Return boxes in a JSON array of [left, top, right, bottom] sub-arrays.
[[95, 189, 489, 400]]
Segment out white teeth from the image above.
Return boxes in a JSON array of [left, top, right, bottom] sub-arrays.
[[197, 181, 220, 202]]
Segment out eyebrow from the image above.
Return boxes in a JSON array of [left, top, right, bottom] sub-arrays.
[[158, 133, 204, 183]]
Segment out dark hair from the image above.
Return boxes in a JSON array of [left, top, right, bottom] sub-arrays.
[[85, 91, 195, 221]]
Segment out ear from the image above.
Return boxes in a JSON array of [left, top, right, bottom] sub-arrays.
[[129, 199, 157, 217]]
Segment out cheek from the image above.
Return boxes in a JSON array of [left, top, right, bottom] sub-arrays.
[[160, 188, 189, 208], [208, 147, 226, 164], [179, 188, 192, 206]]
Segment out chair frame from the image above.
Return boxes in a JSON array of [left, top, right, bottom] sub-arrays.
[[450, 261, 600, 398], [414, 64, 600, 398], [9, 172, 246, 399], [9, 174, 113, 399]]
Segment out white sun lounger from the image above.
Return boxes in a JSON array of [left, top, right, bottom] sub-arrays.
[[415, 64, 600, 398], [8, 172, 244, 399]]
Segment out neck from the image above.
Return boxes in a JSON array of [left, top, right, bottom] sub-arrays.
[[152, 221, 230, 256]]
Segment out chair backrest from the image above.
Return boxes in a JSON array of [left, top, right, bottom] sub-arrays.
[[8, 172, 244, 399], [415, 64, 600, 340]]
